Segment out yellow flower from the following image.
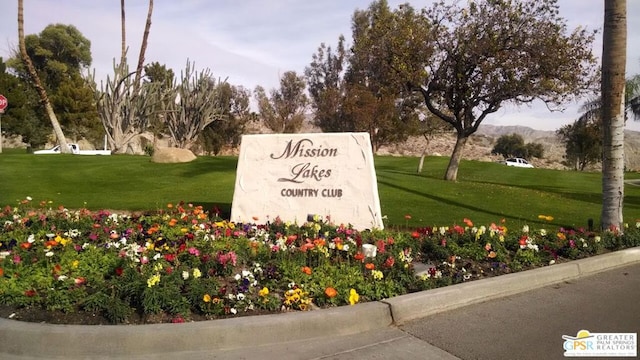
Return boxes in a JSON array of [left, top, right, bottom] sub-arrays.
[[72, 260, 79, 269], [192, 268, 202, 278], [147, 273, 161, 287], [349, 289, 360, 305], [258, 287, 269, 297], [372, 270, 384, 280], [203, 294, 211, 303]]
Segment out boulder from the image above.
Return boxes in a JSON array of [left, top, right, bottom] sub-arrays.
[[151, 147, 197, 163]]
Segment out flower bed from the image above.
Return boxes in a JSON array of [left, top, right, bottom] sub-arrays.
[[1, 198, 639, 324]]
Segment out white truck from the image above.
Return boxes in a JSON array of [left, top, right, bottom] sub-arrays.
[[33, 143, 111, 155]]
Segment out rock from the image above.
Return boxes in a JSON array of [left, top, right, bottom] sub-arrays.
[[151, 147, 197, 163]]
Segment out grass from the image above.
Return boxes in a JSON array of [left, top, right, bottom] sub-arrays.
[[1, 150, 640, 229]]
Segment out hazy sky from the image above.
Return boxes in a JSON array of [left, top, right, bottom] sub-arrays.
[[1, 0, 639, 131]]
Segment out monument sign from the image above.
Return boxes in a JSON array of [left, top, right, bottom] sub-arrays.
[[230, 132, 384, 229]]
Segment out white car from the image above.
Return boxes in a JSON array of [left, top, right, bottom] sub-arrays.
[[33, 143, 111, 155], [505, 157, 534, 168]]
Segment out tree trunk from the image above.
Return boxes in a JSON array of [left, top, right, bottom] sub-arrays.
[[134, 0, 153, 89], [18, 0, 70, 153], [600, 0, 626, 231], [120, 0, 126, 65], [444, 134, 467, 181]]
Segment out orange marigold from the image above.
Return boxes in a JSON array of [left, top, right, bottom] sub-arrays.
[[324, 287, 338, 298]]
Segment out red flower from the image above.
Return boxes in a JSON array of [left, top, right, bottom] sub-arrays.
[[411, 231, 420, 239], [164, 253, 176, 263], [354, 252, 365, 262], [301, 266, 312, 275], [75, 277, 86, 285], [376, 240, 386, 254], [519, 235, 528, 247], [384, 256, 395, 268], [20, 242, 31, 250], [115, 267, 124, 276], [365, 263, 375, 270], [24, 289, 37, 297], [172, 316, 185, 323]]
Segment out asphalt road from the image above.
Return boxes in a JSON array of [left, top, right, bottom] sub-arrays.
[[400, 262, 640, 360]]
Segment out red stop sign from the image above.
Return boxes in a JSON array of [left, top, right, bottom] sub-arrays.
[[0, 94, 7, 113]]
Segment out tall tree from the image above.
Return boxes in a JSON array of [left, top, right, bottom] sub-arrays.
[[199, 84, 254, 155], [305, 1, 430, 152], [0, 57, 48, 149], [17, 0, 70, 153], [600, 0, 626, 230], [254, 71, 308, 133], [556, 117, 602, 171], [351, 1, 431, 151], [305, 37, 351, 132], [404, 0, 597, 181]]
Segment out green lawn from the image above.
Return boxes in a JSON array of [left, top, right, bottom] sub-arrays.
[[2, 151, 639, 229]]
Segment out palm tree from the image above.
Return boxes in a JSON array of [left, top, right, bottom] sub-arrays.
[[578, 75, 640, 123], [600, 0, 627, 231], [17, 0, 70, 153]]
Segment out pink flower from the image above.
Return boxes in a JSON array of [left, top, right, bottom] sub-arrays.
[[74, 277, 86, 285], [188, 247, 200, 257], [13, 255, 21, 264]]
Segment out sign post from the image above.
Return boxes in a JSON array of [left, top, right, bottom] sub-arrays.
[[0, 94, 7, 154]]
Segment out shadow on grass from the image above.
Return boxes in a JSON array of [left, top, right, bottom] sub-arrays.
[[178, 157, 238, 178], [376, 178, 574, 229]]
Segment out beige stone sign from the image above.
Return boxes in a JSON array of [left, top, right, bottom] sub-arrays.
[[230, 132, 384, 229]]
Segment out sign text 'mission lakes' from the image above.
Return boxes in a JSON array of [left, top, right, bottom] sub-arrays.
[[271, 139, 339, 191]]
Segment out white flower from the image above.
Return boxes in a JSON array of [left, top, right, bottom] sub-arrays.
[[0, 251, 10, 260], [182, 271, 190, 280], [227, 294, 236, 300], [342, 244, 349, 252], [153, 253, 161, 261], [234, 273, 241, 281], [237, 293, 245, 301], [27, 234, 35, 243], [522, 225, 529, 233], [594, 236, 601, 243], [549, 259, 556, 265], [241, 270, 251, 278], [539, 229, 547, 236], [26, 196, 33, 201], [58, 275, 68, 281], [45, 251, 54, 257], [230, 308, 237, 315]]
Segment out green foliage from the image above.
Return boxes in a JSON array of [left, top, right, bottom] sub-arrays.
[[491, 133, 544, 159], [199, 84, 254, 155], [304, 1, 428, 152], [556, 119, 602, 171], [254, 71, 308, 134]]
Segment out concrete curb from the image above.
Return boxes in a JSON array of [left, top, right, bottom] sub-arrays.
[[383, 247, 640, 325], [1, 248, 638, 358]]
